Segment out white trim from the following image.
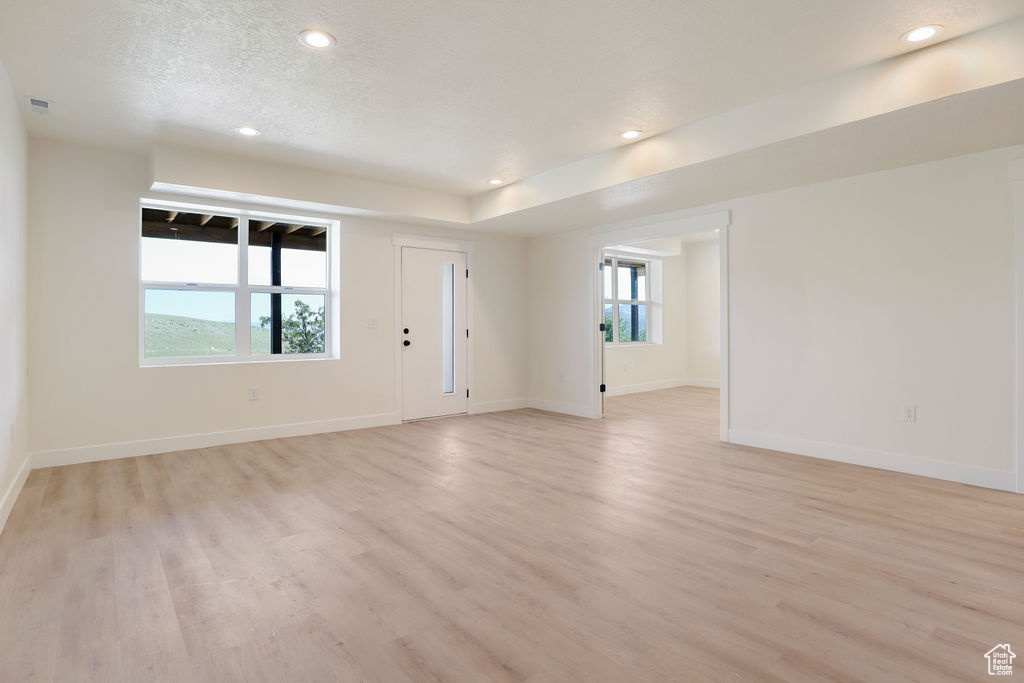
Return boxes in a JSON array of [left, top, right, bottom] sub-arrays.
[[588, 210, 731, 428], [469, 398, 529, 414], [393, 244, 403, 420], [139, 355, 335, 368], [605, 378, 688, 397], [392, 233, 476, 253], [689, 377, 721, 389], [1012, 158, 1024, 493], [0, 456, 31, 535], [728, 428, 1016, 493], [527, 399, 598, 419], [30, 413, 401, 469], [138, 199, 339, 366], [393, 233, 476, 421], [718, 226, 730, 442]]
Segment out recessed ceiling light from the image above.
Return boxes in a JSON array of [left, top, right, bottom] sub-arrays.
[[489, 179, 503, 185], [236, 126, 262, 137], [902, 25, 942, 43], [620, 130, 643, 140], [299, 29, 337, 49]]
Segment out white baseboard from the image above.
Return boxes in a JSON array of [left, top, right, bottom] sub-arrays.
[[605, 377, 720, 396], [0, 454, 31, 534], [470, 398, 528, 414], [605, 378, 689, 397], [728, 428, 1017, 493], [526, 399, 599, 419], [31, 412, 401, 469]]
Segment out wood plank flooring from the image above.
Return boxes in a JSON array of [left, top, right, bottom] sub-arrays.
[[0, 387, 1022, 681]]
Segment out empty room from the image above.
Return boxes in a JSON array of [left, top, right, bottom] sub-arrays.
[[1, 1, 1024, 680]]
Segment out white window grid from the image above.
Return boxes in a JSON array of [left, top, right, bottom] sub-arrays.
[[139, 199, 335, 366], [604, 256, 653, 346]]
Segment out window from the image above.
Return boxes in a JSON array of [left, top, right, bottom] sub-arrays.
[[140, 202, 334, 364], [603, 257, 651, 344]]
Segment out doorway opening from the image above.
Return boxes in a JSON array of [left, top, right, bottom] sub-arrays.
[[600, 232, 721, 435], [587, 211, 730, 440]]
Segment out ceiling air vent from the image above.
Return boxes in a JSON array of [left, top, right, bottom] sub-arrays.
[[26, 97, 52, 115]]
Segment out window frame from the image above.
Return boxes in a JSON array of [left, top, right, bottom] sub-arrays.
[[139, 199, 337, 367], [603, 255, 653, 346]]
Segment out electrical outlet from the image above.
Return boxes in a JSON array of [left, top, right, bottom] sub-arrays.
[[366, 316, 377, 329], [248, 388, 259, 402], [902, 404, 917, 423]]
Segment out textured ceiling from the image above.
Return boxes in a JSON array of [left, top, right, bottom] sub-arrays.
[[1, 0, 1022, 196]]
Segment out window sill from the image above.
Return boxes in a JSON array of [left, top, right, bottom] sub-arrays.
[[140, 355, 337, 368], [606, 342, 661, 348]]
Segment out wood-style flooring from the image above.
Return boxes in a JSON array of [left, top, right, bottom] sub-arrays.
[[0, 387, 1022, 681]]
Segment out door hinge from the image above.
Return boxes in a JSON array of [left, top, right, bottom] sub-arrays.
[[600, 384, 606, 393], [466, 328, 469, 338], [599, 262, 604, 271], [466, 268, 469, 278], [466, 389, 470, 398], [599, 323, 606, 332]]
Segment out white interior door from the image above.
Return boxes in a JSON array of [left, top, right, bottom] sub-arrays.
[[401, 247, 468, 420], [599, 256, 607, 416]]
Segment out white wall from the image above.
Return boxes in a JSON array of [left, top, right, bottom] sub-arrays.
[[685, 239, 720, 385], [0, 58, 29, 526], [527, 144, 1024, 490], [604, 253, 687, 394], [27, 139, 528, 461], [727, 147, 1016, 484]]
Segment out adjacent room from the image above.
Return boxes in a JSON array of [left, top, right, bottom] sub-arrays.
[[1, 1, 1023, 680], [601, 230, 720, 407]]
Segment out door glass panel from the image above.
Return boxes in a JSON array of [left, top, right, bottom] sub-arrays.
[[604, 304, 614, 343], [442, 263, 455, 394], [603, 260, 613, 298]]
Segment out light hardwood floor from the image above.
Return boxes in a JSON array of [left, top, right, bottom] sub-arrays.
[[1, 387, 1022, 681]]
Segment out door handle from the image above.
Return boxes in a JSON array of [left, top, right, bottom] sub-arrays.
[[403, 340, 411, 347]]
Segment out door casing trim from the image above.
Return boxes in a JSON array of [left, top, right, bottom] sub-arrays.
[[393, 234, 475, 421]]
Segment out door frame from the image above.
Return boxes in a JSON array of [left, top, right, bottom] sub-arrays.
[[393, 234, 476, 421], [587, 210, 731, 441], [1011, 157, 1024, 493]]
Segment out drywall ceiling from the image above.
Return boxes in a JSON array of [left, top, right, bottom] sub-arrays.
[[611, 237, 683, 255], [474, 76, 1024, 235], [681, 231, 720, 244], [1, 0, 1021, 197]]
